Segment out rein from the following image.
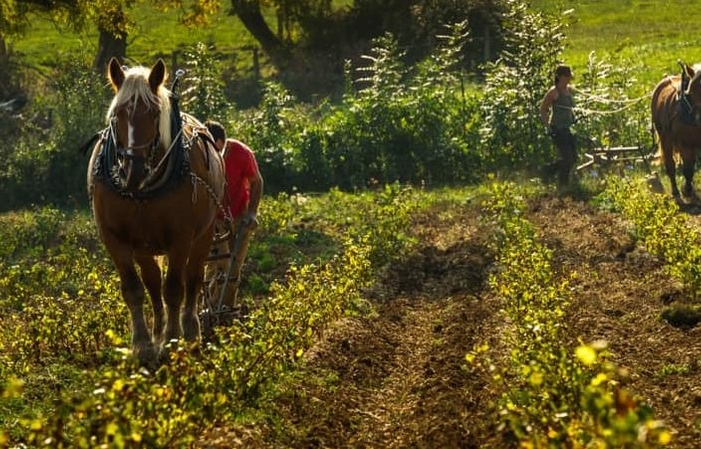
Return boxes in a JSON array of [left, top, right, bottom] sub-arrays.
[[137, 126, 183, 191]]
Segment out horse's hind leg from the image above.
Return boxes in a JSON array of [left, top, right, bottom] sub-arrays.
[[661, 139, 681, 197], [182, 230, 214, 342], [136, 255, 164, 345]]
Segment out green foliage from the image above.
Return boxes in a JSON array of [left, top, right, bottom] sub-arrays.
[[658, 363, 690, 379], [574, 52, 650, 151], [0, 56, 105, 211], [4, 1, 670, 206], [0, 207, 129, 441], [317, 27, 477, 190], [13, 240, 374, 448], [227, 24, 480, 193], [230, 81, 308, 193]]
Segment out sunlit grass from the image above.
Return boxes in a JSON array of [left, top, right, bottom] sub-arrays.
[[530, 0, 701, 84]]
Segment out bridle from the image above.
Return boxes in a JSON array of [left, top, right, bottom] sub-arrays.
[[109, 103, 162, 181], [676, 60, 701, 126]]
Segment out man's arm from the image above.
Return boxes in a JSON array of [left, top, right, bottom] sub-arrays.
[[539, 88, 556, 126], [247, 168, 263, 216]]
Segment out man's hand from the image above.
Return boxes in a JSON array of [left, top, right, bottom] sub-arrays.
[[241, 212, 258, 230], [545, 125, 554, 137]]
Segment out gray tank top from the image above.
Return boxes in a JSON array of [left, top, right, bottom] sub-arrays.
[[550, 89, 574, 129]]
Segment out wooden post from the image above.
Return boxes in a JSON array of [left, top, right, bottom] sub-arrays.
[[252, 48, 260, 79]]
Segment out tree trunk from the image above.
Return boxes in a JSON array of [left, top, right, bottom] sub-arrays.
[[93, 8, 128, 73], [0, 35, 9, 98], [231, 0, 291, 70]]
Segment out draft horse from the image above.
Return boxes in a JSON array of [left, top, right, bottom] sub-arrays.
[[87, 57, 225, 367], [651, 62, 701, 199]]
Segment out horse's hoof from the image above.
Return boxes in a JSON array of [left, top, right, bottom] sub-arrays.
[[646, 174, 665, 194], [134, 344, 161, 371]]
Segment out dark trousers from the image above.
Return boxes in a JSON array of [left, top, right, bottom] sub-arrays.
[[549, 127, 576, 186]]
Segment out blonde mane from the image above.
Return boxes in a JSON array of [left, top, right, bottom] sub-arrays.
[[106, 65, 173, 151]]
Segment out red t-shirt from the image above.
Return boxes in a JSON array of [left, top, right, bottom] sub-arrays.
[[222, 139, 258, 218]]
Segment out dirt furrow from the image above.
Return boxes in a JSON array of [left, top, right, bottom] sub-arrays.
[[527, 194, 701, 448]]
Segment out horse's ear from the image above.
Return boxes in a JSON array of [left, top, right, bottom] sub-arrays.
[[108, 57, 125, 91], [685, 64, 696, 80], [148, 59, 166, 92]]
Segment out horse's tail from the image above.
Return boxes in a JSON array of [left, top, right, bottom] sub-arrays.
[[78, 130, 103, 156], [649, 76, 677, 164]]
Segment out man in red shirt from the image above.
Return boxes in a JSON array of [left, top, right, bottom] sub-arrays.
[[205, 120, 264, 307]]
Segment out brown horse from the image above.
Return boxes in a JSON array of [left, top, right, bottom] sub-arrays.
[[87, 57, 225, 367], [651, 62, 701, 198]]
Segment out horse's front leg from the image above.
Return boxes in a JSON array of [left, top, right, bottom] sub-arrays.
[[114, 260, 158, 365], [681, 151, 697, 199], [136, 255, 164, 345]]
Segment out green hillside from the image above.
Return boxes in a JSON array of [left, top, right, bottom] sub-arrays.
[[531, 0, 701, 80]]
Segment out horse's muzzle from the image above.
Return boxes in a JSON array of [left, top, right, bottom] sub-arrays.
[[120, 149, 147, 192]]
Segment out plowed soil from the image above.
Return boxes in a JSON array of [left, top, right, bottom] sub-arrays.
[[197, 191, 701, 448]]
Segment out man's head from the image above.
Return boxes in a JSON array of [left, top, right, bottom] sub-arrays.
[[205, 120, 226, 152], [554, 64, 573, 85]]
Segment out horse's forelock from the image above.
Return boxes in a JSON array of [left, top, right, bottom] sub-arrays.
[[157, 85, 172, 151], [106, 67, 154, 121]]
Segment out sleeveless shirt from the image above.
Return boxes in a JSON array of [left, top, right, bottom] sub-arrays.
[[550, 89, 574, 130]]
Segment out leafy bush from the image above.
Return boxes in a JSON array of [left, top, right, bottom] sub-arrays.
[[0, 56, 105, 211], [478, 0, 565, 172], [230, 81, 309, 193]]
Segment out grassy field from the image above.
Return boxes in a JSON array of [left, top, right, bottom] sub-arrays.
[[530, 0, 701, 81], [10, 2, 258, 70]]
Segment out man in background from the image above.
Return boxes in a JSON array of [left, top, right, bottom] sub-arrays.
[[539, 64, 576, 188], [205, 120, 264, 306]]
